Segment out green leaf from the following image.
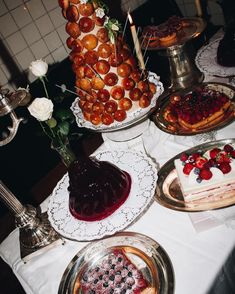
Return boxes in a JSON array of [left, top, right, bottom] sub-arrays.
[[58, 121, 70, 136], [55, 109, 73, 121]]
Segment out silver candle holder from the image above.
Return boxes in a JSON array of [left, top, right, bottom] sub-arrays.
[[0, 87, 62, 260]]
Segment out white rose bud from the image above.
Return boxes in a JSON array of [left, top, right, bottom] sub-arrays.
[[28, 97, 53, 121], [95, 8, 105, 18], [29, 59, 48, 77]]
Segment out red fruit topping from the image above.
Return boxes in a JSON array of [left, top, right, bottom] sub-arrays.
[[209, 148, 221, 159], [191, 152, 201, 161], [199, 168, 212, 180], [114, 109, 127, 122], [180, 153, 188, 162], [223, 144, 234, 153], [219, 162, 231, 174], [216, 151, 231, 163], [230, 150, 235, 158], [195, 156, 208, 169], [183, 163, 194, 175]]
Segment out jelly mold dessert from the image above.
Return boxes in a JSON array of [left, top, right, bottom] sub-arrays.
[[68, 156, 131, 221]]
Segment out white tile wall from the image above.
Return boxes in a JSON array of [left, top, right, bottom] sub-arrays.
[[30, 39, 50, 59], [4, 0, 23, 10], [0, 0, 225, 90], [15, 48, 35, 70], [0, 14, 18, 37], [35, 14, 54, 36], [6, 32, 27, 55], [11, 5, 32, 28], [26, 0, 46, 20], [0, 1, 8, 16], [41, 0, 58, 12], [21, 22, 41, 45]]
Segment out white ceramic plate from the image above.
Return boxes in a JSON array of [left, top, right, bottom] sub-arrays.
[[195, 38, 235, 77], [71, 72, 164, 132], [48, 150, 158, 241]]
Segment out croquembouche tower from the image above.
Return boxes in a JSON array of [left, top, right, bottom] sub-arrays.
[[58, 0, 159, 126]]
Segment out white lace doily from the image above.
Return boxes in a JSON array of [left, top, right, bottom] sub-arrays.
[[47, 150, 158, 241], [71, 72, 164, 132], [195, 38, 235, 77]]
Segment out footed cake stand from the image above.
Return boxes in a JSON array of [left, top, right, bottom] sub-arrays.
[[144, 17, 206, 92]]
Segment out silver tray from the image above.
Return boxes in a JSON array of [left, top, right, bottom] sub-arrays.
[[58, 232, 174, 294], [152, 82, 235, 136], [155, 138, 235, 212]]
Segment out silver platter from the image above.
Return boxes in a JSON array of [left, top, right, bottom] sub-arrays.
[[58, 232, 174, 294], [156, 138, 235, 212], [152, 82, 235, 136]]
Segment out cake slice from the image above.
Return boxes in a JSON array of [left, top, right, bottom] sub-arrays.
[[174, 143, 235, 202]]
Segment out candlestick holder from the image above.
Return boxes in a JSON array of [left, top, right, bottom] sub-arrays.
[[0, 181, 61, 260], [0, 87, 30, 146]]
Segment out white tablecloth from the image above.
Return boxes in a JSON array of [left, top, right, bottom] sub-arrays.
[[1, 116, 235, 294]]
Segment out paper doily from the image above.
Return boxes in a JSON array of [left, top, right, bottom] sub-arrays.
[[195, 38, 235, 77], [47, 150, 158, 241], [71, 72, 164, 132]]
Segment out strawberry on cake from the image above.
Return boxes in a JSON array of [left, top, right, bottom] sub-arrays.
[[174, 143, 235, 202]]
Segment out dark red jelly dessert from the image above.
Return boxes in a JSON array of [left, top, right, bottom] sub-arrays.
[[80, 249, 149, 293], [68, 156, 131, 221]]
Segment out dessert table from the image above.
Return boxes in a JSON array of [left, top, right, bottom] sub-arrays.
[[0, 115, 235, 294], [1, 30, 235, 293]]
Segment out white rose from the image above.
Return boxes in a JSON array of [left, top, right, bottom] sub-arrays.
[[28, 97, 53, 121], [95, 8, 105, 18], [29, 60, 48, 77]]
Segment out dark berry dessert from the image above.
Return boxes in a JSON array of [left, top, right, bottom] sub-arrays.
[[164, 86, 231, 131], [68, 157, 131, 221], [79, 249, 150, 293]]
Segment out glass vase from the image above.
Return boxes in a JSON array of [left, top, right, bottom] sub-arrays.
[[51, 138, 76, 167]]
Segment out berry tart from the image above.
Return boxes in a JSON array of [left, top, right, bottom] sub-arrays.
[[163, 84, 233, 132], [174, 143, 235, 202], [77, 249, 155, 293]]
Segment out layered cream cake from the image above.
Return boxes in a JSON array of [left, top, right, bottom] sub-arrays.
[[174, 144, 235, 202]]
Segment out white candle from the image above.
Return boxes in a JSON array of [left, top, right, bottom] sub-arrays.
[[128, 13, 145, 70], [195, 0, 203, 17]]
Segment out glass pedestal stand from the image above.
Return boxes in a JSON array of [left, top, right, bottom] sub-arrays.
[[0, 181, 62, 261], [167, 43, 204, 92]]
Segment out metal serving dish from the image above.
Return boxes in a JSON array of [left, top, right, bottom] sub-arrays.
[[152, 82, 235, 136], [156, 138, 235, 212], [58, 232, 174, 294]]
